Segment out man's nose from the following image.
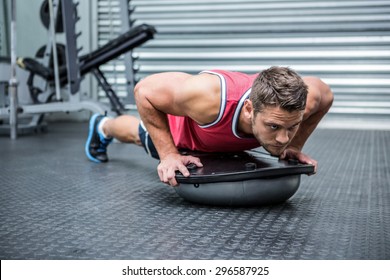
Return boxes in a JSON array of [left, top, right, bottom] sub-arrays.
[[276, 130, 289, 144]]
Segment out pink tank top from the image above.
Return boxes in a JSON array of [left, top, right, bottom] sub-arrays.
[[168, 70, 260, 152]]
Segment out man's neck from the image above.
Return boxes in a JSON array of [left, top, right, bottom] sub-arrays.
[[237, 109, 253, 137]]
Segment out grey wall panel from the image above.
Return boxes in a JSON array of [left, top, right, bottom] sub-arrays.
[[98, 0, 390, 117]]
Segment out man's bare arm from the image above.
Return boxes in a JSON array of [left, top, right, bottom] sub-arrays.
[[134, 73, 188, 159], [280, 77, 334, 172], [134, 72, 220, 186], [291, 77, 333, 150]]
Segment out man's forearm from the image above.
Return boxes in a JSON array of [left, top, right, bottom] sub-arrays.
[[135, 91, 179, 159], [289, 88, 333, 151], [145, 115, 178, 157], [289, 115, 320, 151]]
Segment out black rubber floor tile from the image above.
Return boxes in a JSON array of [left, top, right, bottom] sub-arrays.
[[0, 123, 389, 259]]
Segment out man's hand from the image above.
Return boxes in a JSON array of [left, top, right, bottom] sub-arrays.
[[157, 153, 203, 186], [279, 147, 317, 174]]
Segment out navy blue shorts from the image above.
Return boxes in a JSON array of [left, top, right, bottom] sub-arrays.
[[138, 122, 159, 159]]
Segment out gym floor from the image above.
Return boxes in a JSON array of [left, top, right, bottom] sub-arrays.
[[0, 122, 389, 260]]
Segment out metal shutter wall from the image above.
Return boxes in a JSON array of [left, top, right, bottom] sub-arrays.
[[96, 0, 131, 104], [99, 0, 390, 118]]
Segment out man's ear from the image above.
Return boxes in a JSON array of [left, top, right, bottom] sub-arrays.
[[243, 99, 253, 119]]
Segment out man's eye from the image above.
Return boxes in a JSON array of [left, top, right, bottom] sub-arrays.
[[270, 125, 278, 130], [288, 125, 297, 131]]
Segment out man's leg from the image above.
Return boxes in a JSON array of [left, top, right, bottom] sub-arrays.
[[85, 114, 142, 163], [103, 115, 142, 145]]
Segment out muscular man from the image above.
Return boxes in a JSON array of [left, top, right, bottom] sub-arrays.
[[85, 66, 333, 186]]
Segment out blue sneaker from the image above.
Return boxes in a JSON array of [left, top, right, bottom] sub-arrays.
[[85, 114, 112, 163]]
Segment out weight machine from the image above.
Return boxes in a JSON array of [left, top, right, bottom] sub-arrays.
[[0, 0, 156, 138]]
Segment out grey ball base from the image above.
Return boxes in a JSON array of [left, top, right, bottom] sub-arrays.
[[175, 150, 314, 206]]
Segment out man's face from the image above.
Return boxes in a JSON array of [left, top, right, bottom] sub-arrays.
[[251, 106, 304, 156]]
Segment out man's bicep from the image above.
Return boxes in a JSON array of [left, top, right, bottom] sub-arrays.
[[134, 72, 193, 116], [302, 77, 326, 119]]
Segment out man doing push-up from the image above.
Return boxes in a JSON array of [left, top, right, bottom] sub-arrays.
[[85, 66, 333, 186]]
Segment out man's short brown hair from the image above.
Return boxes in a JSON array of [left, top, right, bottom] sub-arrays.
[[250, 66, 308, 115]]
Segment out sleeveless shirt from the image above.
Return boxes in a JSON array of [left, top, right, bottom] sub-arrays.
[[167, 70, 260, 152]]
